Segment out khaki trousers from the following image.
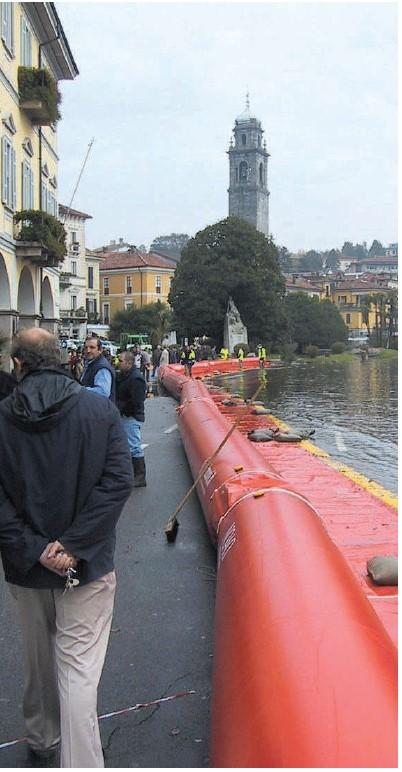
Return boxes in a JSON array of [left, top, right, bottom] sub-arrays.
[[11, 571, 116, 768]]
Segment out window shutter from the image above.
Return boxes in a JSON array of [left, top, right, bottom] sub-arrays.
[[10, 4, 14, 53], [22, 161, 26, 208], [27, 24, 31, 66], [12, 146, 16, 210], [30, 167, 34, 209], [2, 5, 7, 44], [2, 137, 7, 204]]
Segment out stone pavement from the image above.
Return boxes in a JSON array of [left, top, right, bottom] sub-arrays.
[[0, 393, 217, 768]]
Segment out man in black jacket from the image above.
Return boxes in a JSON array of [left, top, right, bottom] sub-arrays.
[[0, 328, 133, 767], [116, 350, 147, 487]]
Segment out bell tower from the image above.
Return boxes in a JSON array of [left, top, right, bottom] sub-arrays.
[[227, 94, 270, 237]]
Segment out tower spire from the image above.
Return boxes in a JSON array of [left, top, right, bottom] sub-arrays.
[[246, 90, 250, 111]]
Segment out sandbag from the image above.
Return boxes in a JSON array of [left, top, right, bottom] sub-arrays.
[[367, 556, 398, 586], [248, 428, 279, 442]]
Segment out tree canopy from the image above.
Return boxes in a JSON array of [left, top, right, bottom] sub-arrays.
[[340, 241, 367, 259], [109, 300, 173, 347], [323, 249, 341, 271], [284, 294, 348, 352], [298, 250, 323, 272], [368, 239, 385, 257], [168, 216, 286, 345], [150, 233, 189, 261]]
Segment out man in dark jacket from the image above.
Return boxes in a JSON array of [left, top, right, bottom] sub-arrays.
[[80, 335, 116, 401], [116, 350, 147, 487], [0, 328, 133, 767]]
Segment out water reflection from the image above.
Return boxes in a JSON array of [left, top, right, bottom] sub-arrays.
[[215, 358, 398, 493]]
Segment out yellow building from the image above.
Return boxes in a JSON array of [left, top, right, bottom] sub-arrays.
[[99, 248, 176, 323], [325, 279, 392, 336], [0, 3, 78, 346]]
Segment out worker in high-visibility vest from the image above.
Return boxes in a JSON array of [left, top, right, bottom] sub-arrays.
[[257, 344, 266, 369], [188, 347, 196, 377], [220, 347, 229, 360], [237, 347, 244, 370]]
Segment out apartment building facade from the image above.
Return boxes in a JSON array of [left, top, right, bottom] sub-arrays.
[[0, 3, 78, 346], [58, 203, 103, 339], [99, 248, 176, 324]]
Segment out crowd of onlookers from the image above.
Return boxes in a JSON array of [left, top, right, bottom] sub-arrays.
[[61, 341, 221, 384]]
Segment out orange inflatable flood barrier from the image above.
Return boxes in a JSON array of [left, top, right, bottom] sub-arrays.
[[159, 363, 397, 768]]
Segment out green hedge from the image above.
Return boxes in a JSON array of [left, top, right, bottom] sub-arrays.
[[14, 210, 66, 265], [18, 66, 61, 123]]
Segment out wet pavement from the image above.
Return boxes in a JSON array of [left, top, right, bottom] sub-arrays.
[[0, 394, 217, 768]]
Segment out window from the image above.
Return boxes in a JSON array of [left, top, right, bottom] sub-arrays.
[[235, 167, 238, 183], [126, 275, 132, 294], [103, 277, 109, 295], [71, 231, 77, 244], [2, 136, 16, 210], [258, 135, 261, 147], [46, 189, 57, 217], [71, 295, 77, 311], [103, 303, 110, 324], [239, 161, 248, 182], [125, 300, 133, 310], [1, 3, 14, 54], [88, 266, 94, 289], [20, 16, 32, 65], [87, 299, 94, 314], [156, 275, 161, 295], [325, 286, 330, 297], [71, 261, 77, 276], [22, 160, 34, 209], [41, 181, 47, 211], [241, 134, 246, 146], [346, 313, 351, 324], [259, 163, 264, 184]]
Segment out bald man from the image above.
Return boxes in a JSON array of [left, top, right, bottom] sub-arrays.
[[0, 327, 133, 767]]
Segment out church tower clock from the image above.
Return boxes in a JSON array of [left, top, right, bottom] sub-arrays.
[[227, 95, 270, 237]]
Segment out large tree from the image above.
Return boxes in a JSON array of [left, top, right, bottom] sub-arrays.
[[278, 245, 293, 273], [109, 300, 173, 347], [324, 249, 341, 271], [284, 293, 348, 352], [168, 216, 286, 345], [298, 250, 323, 272], [150, 233, 189, 261], [368, 239, 385, 257]]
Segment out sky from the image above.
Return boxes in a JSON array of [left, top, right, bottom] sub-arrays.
[[56, 1, 398, 253]]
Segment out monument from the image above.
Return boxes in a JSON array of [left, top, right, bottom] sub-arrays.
[[223, 297, 248, 353]]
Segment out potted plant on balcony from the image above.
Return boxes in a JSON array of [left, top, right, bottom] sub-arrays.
[[18, 66, 61, 125], [14, 210, 67, 267]]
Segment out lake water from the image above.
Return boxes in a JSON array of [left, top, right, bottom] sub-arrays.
[[214, 357, 398, 494]]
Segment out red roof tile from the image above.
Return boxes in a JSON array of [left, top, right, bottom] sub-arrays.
[[59, 204, 92, 220], [100, 249, 176, 271]]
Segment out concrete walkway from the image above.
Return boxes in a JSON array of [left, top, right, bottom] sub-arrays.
[[0, 393, 217, 768]]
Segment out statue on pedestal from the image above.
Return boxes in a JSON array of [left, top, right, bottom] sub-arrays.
[[223, 297, 248, 353]]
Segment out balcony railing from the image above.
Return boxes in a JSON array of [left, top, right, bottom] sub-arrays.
[[18, 66, 61, 125], [59, 272, 72, 287]]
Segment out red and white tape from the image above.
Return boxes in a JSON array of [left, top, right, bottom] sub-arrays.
[[0, 689, 196, 750]]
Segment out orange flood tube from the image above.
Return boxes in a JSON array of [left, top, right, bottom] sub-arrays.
[[160, 366, 397, 768]]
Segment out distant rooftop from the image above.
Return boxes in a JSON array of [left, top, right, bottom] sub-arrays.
[[100, 248, 176, 271], [59, 204, 92, 220]]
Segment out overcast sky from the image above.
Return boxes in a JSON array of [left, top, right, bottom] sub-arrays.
[[56, 2, 397, 253]]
